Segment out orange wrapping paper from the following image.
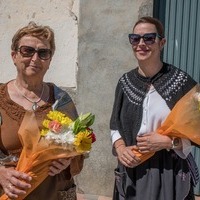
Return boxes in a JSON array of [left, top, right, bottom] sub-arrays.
[[132, 85, 200, 164], [0, 111, 82, 200]]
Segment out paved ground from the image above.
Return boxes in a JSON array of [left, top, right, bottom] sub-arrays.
[[77, 193, 112, 200]]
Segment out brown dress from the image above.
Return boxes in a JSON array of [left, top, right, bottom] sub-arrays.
[[0, 82, 84, 200]]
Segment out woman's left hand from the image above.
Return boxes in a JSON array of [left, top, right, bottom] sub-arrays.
[[136, 132, 172, 153], [48, 158, 73, 176]]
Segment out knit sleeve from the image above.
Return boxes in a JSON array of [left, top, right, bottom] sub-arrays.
[[110, 81, 123, 131]]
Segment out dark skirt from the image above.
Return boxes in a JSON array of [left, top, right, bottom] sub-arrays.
[[113, 150, 193, 200], [192, 146, 200, 196]]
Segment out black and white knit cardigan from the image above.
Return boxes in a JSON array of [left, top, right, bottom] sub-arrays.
[[110, 62, 197, 146]]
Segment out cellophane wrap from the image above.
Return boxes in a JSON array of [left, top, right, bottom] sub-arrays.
[[132, 85, 200, 163], [0, 111, 82, 200]]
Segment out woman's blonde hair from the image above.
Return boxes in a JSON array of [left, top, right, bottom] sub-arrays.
[[11, 21, 55, 55]]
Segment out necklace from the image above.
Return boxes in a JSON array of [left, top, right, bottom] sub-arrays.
[[14, 80, 45, 111]]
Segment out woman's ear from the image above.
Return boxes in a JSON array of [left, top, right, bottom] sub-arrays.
[[11, 51, 17, 66], [11, 51, 16, 59], [160, 38, 166, 51]]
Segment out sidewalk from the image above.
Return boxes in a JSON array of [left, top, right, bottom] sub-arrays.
[[77, 193, 112, 200]]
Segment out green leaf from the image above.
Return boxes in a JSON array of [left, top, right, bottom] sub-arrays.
[[72, 113, 95, 134]]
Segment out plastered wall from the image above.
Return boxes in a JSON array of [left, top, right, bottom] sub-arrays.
[[0, 0, 78, 87]]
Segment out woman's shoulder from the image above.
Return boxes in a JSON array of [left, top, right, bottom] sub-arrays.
[[121, 69, 136, 78], [0, 83, 6, 89], [46, 82, 73, 110], [0, 82, 9, 98], [47, 83, 72, 101], [165, 62, 191, 75], [117, 69, 136, 86], [164, 62, 196, 84]]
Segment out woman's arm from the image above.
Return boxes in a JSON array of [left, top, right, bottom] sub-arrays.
[[136, 132, 193, 158]]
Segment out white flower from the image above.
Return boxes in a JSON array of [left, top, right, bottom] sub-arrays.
[[45, 130, 75, 146], [194, 92, 200, 102]]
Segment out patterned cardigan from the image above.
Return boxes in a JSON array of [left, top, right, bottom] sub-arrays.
[[110, 62, 197, 146]]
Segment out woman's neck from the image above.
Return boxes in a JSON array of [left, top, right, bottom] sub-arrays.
[[15, 76, 44, 93], [138, 61, 163, 77]]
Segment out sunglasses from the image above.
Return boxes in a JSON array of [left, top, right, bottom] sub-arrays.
[[128, 33, 163, 45], [18, 46, 52, 60]]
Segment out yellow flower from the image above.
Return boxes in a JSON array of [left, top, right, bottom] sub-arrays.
[[47, 111, 72, 126], [198, 100, 200, 111], [40, 129, 49, 136], [73, 130, 92, 153], [42, 119, 50, 129]]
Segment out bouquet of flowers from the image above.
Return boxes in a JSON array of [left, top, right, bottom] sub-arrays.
[[132, 84, 200, 163], [0, 110, 95, 200], [40, 111, 96, 153]]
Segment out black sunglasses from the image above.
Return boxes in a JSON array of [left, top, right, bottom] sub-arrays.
[[128, 33, 163, 45], [18, 46, 52, 60]]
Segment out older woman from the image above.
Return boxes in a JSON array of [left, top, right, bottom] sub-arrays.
[[0, 22, 83, 200], [110, 16, 198, 200]]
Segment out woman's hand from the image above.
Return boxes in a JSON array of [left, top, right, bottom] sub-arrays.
[[115, 145, 141, 168], [48, 158, 73, 176], [136, 132, 172, 153], [0, 166, 32, 199]]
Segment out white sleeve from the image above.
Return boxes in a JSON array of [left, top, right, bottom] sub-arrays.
[[174, 139, 192, 158], [111, 130, 122, 145], [111, 130, 122, 156]]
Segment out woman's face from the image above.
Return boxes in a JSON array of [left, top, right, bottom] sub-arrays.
[[131, 23, 165, 63], [11, 35, 52, 79]]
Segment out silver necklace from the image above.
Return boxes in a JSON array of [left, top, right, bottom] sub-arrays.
[[14, 80, 45, 111]]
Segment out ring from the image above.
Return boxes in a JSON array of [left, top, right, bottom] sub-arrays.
[[123, 157, 128, 162], [8, 184, 13, 190]]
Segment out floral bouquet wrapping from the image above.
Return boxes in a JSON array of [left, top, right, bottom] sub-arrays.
[[0, 111, 95, 200], [132, 84, 200, 163]]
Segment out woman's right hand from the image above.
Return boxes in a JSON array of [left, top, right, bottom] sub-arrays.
[[0, 166, 32, 199], [116, 145, 141, 168]]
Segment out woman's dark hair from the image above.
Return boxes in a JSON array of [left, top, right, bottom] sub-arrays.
[[133, 16, 165, 38]]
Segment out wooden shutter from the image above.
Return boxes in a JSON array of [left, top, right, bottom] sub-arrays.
[[154, 0, 200, 82]]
